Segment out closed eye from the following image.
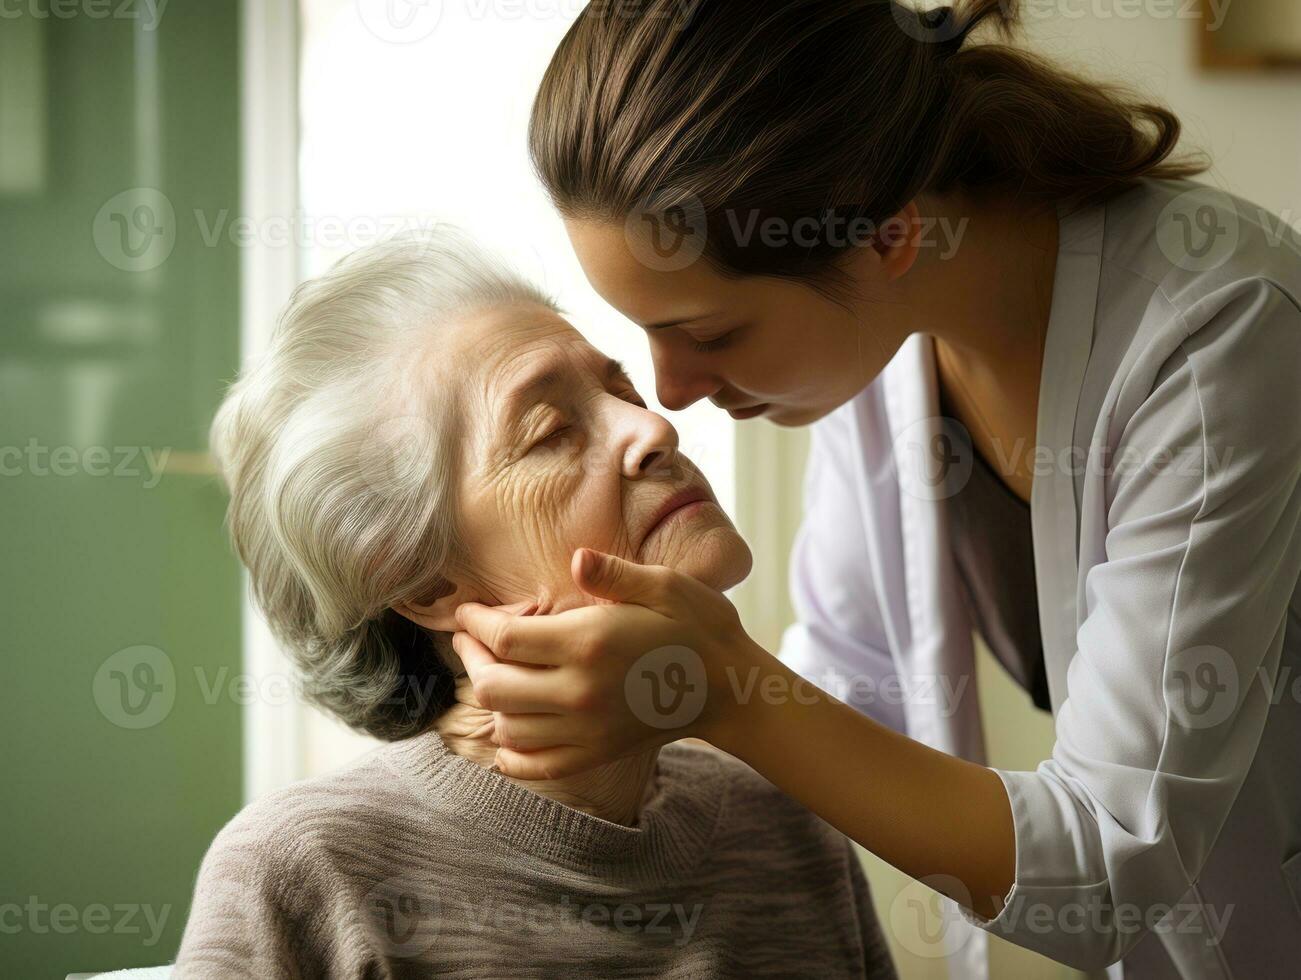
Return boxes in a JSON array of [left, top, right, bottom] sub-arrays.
[[691, 330, 736, 353], [530, 424, 573, 452]]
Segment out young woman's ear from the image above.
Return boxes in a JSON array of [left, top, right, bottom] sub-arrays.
[[872, 199, 923, 281]]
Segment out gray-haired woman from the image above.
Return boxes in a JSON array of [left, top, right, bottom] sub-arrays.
[[172, 229, 898, 979]]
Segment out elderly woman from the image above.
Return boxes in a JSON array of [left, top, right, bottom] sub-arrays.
[[173, 230, 897, 979]]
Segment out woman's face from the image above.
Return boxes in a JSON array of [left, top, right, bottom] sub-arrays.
[[564, 218, 910, 427], [434, 301, 751, 617]]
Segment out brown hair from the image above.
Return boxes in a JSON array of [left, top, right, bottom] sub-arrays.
[[529, 0, 1210, 290]]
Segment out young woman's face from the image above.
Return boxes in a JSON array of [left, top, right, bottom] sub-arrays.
[[565, 218, 909, 427]]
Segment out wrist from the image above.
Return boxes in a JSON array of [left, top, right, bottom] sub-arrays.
[[697, 635, 784, 758]]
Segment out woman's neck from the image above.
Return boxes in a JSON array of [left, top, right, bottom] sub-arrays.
[[433, 675, 660, 826]]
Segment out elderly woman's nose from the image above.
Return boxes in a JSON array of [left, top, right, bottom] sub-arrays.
[[618, 404, 678, 479], [650, 339, 719, 411]]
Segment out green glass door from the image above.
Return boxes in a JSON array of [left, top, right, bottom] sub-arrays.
[[1, 2, 243, 974]]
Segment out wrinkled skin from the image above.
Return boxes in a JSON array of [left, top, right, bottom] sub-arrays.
[[404, 301, 752, 628], [389, 301, 751, 822]]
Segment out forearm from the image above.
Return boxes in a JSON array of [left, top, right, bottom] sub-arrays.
[[708, 645, 1016, 920]]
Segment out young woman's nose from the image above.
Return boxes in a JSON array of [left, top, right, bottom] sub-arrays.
[[650, 339, 721, 411]]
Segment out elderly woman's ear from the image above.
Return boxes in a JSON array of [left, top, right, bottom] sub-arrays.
[[391, 579, 538, 633], [390, 577, 475, 633]]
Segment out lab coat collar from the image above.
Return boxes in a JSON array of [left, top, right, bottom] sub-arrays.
[[1032, 199, 1105, 709]]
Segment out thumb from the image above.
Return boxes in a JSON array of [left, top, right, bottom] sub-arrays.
[[571, 548, 665, 606]]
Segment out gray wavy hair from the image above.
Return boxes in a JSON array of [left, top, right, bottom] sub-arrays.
[[210, 228, 555, 740]]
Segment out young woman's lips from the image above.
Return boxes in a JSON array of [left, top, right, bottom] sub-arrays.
[[726, 403, 768, 420]]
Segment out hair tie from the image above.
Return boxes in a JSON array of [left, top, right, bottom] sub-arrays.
[[918, 5, 968, 61]]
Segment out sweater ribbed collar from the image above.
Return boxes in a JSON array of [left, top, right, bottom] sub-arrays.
[[382, 729, 730, 887]]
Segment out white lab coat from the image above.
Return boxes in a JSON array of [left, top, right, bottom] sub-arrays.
[[779, 178, 1301, 979]]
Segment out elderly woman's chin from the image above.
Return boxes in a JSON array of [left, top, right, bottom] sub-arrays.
[[637, 502, 753, 594]]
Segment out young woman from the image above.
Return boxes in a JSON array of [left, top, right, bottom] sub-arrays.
[[451, 2, 1301, 976]]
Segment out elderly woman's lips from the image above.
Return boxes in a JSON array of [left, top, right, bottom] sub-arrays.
[[641, 490, 714, 547], [659, 499, 708, 525]]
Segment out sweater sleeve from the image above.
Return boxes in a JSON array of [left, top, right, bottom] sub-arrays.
[[172, 815, 381, 980], [844, 840, 900, 979]]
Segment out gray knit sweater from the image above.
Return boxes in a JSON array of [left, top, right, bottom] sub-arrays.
[[173, 733, 897, 978]]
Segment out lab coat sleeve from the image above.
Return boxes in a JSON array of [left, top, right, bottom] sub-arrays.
[[963, 279, 1301, 970], [777, 402, 908, 733]]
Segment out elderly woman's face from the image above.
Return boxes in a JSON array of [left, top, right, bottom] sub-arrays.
[[438, 302, 751, 615]]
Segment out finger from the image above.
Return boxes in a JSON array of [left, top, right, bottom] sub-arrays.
[[493, 712, 592, 752], [455, 601, 591, 666], [495, 600, 539, 616], [450, 629, 498, 674], [452, 632, 580, 713], [494, 745, 598, 781], [571, 548, 673, 608]]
